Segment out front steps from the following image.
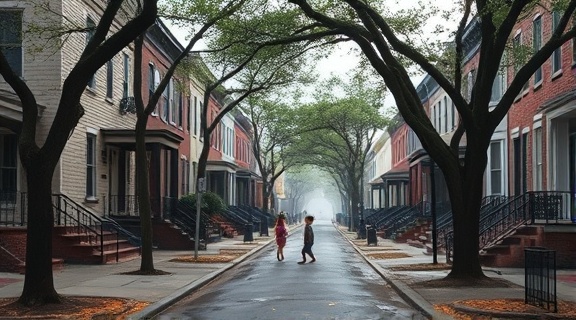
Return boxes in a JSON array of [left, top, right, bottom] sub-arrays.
[[0, 227, 66, 273], [52, 226, 141, 264], [152, 221, 206, 250], [480, 226, 543, 268]]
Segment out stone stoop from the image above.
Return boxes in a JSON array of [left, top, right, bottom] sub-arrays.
[[152, 221, 205, 250], [479, 225, 543, 268], [52, 226, 140, 264], [211, 215, 238, 238], [393, 219, 431, 243], [0, 227, 71, 273]]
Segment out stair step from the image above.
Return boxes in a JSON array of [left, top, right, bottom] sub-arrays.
[[484, 244, 510, 254], [501, 236, 522, 245]]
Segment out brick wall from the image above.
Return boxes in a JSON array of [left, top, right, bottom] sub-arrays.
[[507, 7, 576, 193], [0, 228, 27, 273], [543, 232, 576, 268]]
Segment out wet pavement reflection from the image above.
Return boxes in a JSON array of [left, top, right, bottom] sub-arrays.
[[157, 220, 426, 320]]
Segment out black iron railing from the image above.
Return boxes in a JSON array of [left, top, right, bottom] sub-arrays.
[[0, 191, 26, 226], [107, 195, 139, 216], [53, 194, 141, 262], [525, 247, 557, 312], [446, 191, 571, 263]]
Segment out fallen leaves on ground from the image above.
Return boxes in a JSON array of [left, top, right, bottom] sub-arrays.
[[413, 276, 518, 288], [366, 252, 411, 259], [359, 246, 398, 251], [435, 299, 576, 319], [219, 249, 250, 255], [170, 254, 240, 263], [0, 296, 149, 320], [389, 263, 452, 271]]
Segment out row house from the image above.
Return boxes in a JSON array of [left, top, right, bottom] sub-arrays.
[[0, 0, 262, 267], [0, 0, 140, 217], [102, 19, 192, 219], [365, 131, 391, 209], [367, 4, 575, 267], [508, 5, 576, 217]]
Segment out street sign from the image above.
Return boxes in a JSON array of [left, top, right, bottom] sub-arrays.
[[198, 177, 206, 193]]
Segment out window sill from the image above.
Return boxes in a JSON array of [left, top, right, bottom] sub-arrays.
[[533, 80, 543, 91], [84, 197, 99, 204], [105, 97, 114, 105], [551, 70, 563, 81], [86, 87, 97, 95]]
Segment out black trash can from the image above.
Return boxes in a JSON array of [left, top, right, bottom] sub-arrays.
[[367, 226, 377, 246], [244, 224, 254, 242]]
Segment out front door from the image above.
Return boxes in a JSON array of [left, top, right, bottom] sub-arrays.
[[109, 148, 127, 215]]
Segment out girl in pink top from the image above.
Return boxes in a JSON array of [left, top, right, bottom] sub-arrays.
[[274, 216, 288, 261]]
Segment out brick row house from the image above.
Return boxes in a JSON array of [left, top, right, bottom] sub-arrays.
[[365, 4, 575, 267], [0, 1, 261, 270]]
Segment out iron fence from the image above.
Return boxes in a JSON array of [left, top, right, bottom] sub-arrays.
[[525, 247, 557, 312]]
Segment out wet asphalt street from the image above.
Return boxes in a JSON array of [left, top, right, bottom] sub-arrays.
[[156, 220, 426, 320]]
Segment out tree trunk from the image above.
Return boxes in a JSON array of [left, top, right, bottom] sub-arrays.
[[135, 116, 155, 272], [18, 156, 60, 305], [445, 147, 487, 279]]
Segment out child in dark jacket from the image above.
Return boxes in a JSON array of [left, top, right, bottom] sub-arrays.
[[298, 215, 316, 264]]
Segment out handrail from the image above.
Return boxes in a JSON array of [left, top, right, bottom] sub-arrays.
[[445, 191, 570, 262], [52, 195, 105, 260], [0, 191, 26, 226], [52, 194, 142, 263]]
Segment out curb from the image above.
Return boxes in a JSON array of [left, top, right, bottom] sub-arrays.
[[128, 235, 276, 319], [333, 223, 452, 320], [129, 224, 303, 319]]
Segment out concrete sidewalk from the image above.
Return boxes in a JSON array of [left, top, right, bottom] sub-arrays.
[[0, 228, 290, 319], [337, 224, 576, 319]]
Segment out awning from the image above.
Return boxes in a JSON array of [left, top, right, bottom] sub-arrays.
[[101, 128, 183, 149]]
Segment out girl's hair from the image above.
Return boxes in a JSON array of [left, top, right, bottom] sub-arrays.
[[275, 217, 285, 227], [305, 215, 315, 222]]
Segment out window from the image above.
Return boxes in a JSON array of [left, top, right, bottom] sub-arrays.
[[199, 102, 204, 142], [123, 53, 130, 98], [513, 33, 522, 76], [489, 141, 503, 195], [193, 97, 198, 135], [466, 70, 474, 101], [443, 97, 448, 133], [86, 134, 97, 199], [533, 127, 543, 190], [491, 67, 504, 102], [0, 134, 17, 193], [186, 97, 190, 132], [148, 64, 157, 115], [181, 159, 189, 195], [432, 105, 437, 129], [170, 80, 177, 124], [552, 11, 562, 74], [533, 16, 542, 84], [0, 10, 23, 77], [162, 78, 170, 121], [512, 32, 529, 92], [86, 18, 96, 89], [177, 91, 183, 127], [451, 102, 455, 130], [573, 19, 576, 64], [106, 59, 114, 99], [436, 102, 441, 133]]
